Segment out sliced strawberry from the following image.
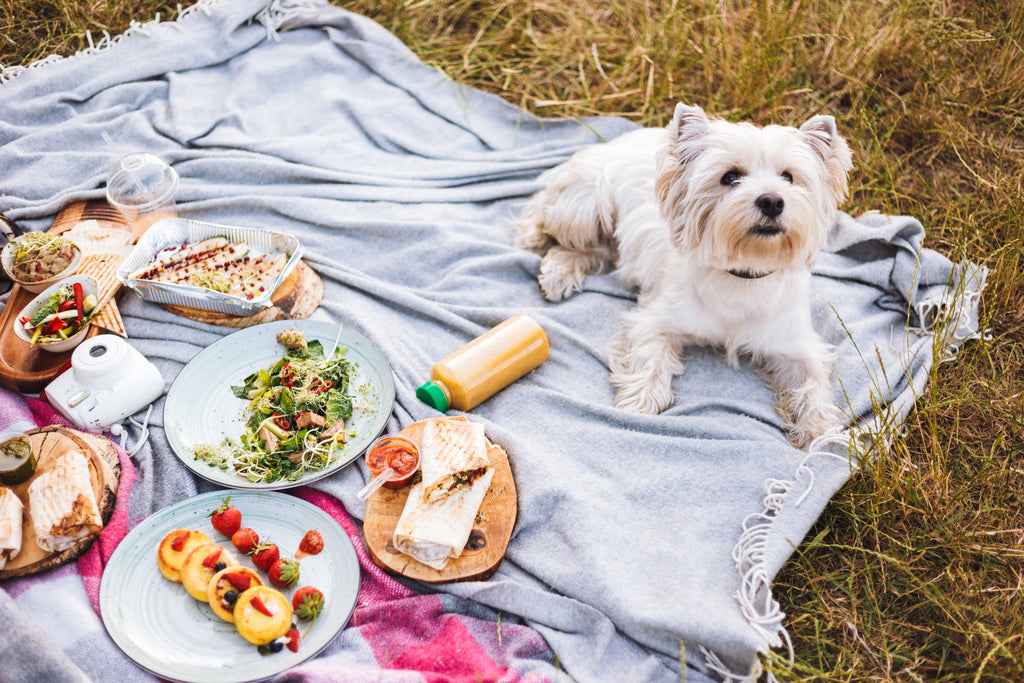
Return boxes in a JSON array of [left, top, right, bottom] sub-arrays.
[[201, 548, 223, 569], [285, 628, 300, 653], [223, 571, 253, 592], [296, 529, 324, 558], [250, 594, 274, 617], [170, 531, 190, 552]]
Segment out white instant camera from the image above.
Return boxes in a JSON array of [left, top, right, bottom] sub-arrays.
[[45, 334, 165, 432]]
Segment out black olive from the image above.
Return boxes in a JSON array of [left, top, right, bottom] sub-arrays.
[[214, 561, 227, 572], [224, 590, 238, 604]]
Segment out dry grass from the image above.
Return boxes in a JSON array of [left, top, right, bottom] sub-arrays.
[[3, 0, 1023, 680]]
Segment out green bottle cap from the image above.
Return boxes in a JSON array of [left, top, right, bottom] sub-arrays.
[[416, 381, 449, 411]]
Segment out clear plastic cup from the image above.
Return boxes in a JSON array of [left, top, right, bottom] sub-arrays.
[[105, 152, 179, 237]]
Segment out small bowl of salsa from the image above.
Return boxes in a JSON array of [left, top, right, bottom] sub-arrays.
[[365, 434, 420, 490]]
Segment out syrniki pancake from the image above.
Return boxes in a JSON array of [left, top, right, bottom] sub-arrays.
[[0, 488, 24, 569], [157, 528, 213, 582], [27, 449, 102, 553], [419, 418, 490, 503]]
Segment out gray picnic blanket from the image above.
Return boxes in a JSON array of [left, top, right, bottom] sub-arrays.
[[0, 0, 985, 681]]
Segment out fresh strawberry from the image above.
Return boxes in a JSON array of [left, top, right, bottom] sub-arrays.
[[231, 527, 259, 555], [250, 594, 274, 617], [170, 530, 189, 551], [201, 548, 223, 569], [295, 529, 324, 558], [285, 628, 300, 653], [251, 542, 280, 572], [291, 586, 324, 621], [223, 571, 253, 592], [209, 496, 242, 536], [267, 557, 300, 588]]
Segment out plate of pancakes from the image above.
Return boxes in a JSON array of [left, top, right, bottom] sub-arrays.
[[99, 490, 359, 682]]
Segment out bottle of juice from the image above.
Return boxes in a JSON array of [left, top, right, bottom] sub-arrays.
[[416, 315, 549, 412]]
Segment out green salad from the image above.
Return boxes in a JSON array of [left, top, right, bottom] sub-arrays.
[[194, 329, 356, 483]]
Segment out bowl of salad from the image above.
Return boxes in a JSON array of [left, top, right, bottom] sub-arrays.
[[1, 232, 83, 294], [14, 274, 100, 352]]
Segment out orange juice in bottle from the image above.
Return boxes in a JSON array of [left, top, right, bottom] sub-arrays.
[[416, 315, 549, 412]]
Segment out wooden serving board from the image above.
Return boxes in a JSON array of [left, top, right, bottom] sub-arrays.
[[0, 200, 324, 393], [363, 417, 517, 583], [0, 426, 120, 579]]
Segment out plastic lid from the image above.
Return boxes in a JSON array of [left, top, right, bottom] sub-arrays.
[[415, 381, 449, 411], [105, 152, 179, 211]]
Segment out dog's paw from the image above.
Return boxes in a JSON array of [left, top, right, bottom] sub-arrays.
[[537, 249, 585, 302], [611, 372, 675, 414], [512, 210, 554, 255], [783, 403, 842, 451]]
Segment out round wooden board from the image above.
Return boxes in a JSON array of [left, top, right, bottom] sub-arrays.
[[363, 417, 517, 583], [0, 426, 120, 579]]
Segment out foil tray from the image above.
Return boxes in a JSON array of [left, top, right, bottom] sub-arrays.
[[116, 218, 303, 316]]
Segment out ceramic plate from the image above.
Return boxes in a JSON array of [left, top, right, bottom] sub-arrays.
[[100, 490, 360, 683], [164, 320, 395, 489]]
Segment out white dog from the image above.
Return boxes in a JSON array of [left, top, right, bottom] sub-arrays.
[[514, 103, 852, 449]]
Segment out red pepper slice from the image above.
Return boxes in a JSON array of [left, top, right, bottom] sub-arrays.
[[57, 299, 77, 312], [280, 364, 295, 388], [271, 413, 291, 430], [43, 317, 67, 335], [73, 282, 84, 325]]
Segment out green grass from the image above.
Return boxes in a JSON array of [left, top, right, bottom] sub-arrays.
[[3, 1, 1023, 680]]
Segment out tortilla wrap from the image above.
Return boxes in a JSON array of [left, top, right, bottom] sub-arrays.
[[393, 468, 495, 570], [28, 449, 102, 553], [419, 418, 490, 503], [0, 488, 23, 569]]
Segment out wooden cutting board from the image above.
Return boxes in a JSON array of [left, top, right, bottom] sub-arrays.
[[363, 417, 517, 583], [0, 200, 324, 393], [0, 426, 120, 579]]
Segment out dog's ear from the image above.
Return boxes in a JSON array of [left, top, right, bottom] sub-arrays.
[[670, 103, 710, 165], [800, 114, 853, 207]]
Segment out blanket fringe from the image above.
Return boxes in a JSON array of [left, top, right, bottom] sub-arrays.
[[717, 430, 854, 682], [0, 0, 327, 85]]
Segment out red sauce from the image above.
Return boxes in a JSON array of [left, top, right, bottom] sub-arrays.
[[365, 435, 420, 489]]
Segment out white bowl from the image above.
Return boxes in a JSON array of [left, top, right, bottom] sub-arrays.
[[2, 235, 83, 294], [14, 274, 99, 353]]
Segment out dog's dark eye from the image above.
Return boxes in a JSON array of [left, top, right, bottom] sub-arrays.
[[720, 170, 742, 186], [781, 170, 794, 183]]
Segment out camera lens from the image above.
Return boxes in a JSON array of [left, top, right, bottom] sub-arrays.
[[89, 344, 109, 358]]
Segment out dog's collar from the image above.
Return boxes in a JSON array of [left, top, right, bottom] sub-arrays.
[[727, 268, 776, 279]]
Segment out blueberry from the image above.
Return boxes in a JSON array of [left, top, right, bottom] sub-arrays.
[[214, 561, 227, 572], [268, 640, 284, 653], [225, 590, 238, 605]]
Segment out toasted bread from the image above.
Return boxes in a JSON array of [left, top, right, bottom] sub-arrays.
[[233, 585, 292, 645], [157, 529, 213, 583], [208, 566, 264, 622], [180, 543, 238, 602]]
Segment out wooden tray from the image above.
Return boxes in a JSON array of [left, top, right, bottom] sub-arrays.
[[0, 200, 324, 393], [363, 417, 517, 583], [0, 426, 120, 579]]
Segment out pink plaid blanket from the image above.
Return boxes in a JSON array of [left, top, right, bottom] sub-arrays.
[[0, 387, 563, 682]]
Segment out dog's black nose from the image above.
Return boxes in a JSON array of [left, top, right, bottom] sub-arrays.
[[756, 194, 785, 218]]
